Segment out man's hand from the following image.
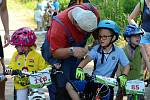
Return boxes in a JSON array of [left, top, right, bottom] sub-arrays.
[[76, 67, 85, 80], [3, 34, 10, 48], [73, 47, 88, 59]]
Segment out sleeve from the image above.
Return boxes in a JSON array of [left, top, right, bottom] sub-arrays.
[[87, 45, 99, 60], [118, 48, 130, 67]]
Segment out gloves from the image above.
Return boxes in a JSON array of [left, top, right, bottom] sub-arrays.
[[76, 67, 85, 80], [18, 76, 30, 86], [118, 74, 127, 87]]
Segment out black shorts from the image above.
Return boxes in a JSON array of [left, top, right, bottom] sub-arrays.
[[0, 36, 4, 59]]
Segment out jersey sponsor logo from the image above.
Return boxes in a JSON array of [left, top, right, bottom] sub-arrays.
[[29, 58, 34, 63], [112, 56, 116, 60]]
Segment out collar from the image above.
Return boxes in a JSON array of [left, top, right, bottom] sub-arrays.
[[97, 45, 115, 54]]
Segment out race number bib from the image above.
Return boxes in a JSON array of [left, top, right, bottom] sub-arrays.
[[125, 80, 145, 95], [29, 70, 51, 88], [96, 75, 117, 87]]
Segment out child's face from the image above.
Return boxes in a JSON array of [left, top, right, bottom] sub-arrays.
[[15, 46, 30, 54], [127, 35, 141, 46], [98, 29, 115, 47], [15, 46, 23, 54]]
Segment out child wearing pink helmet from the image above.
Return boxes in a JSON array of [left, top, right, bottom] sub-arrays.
[[5, 27, 48, 100]]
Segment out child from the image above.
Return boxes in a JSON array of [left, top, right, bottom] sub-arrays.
[[66, 20, 130, 100], [6, 27, 48, 100], [34, 3, 44, 31], [115, 24, 150, 100]]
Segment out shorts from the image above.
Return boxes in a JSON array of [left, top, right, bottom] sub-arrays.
[[0, 36, 4, 59], [69, 80, 87, 93], [69, 80, 112, 100], [140, 32, 150, 44]]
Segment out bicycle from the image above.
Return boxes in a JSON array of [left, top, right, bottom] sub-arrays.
[[95, 75, 145, 100], [76, 74, 114, 100], [5, 68, 52, 100], [20, 68, 52, 100]]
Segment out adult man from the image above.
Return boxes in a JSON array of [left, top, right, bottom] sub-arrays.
[[0, 0, 9, 99], [47, 3, 99, 100]]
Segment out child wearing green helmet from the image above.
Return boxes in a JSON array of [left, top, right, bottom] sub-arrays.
[[116, 24, 150, 100], [65, 20, 130, 100]]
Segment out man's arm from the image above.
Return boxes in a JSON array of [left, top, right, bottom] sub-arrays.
[[0, 0, 10, 46], [53, 47, 88, 59]]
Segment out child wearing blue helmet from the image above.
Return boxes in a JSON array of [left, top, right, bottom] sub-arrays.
[[66, 20, 130, 100], [116, 24, 150, 100]]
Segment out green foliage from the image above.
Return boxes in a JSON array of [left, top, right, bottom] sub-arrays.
[[16, 0, 39, 9], [122, 0, 138, 14], [58, 0, 70, 11]]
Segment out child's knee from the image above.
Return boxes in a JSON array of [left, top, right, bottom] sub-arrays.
[[66, 82, 73, 91]]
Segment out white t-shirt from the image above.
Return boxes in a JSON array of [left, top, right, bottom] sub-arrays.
[[34, 9, 43, 22]]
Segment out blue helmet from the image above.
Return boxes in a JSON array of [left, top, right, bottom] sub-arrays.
[[124, 24, 144, 37], [98, 20, 120, 37]]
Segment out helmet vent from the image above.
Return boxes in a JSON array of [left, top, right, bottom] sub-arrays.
[[18, 33, 22, 35], [105, 22, 110, 24]]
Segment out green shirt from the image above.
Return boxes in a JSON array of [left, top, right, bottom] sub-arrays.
[[123, 45, 144, 80]]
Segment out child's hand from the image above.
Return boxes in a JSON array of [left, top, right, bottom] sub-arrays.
[[117, 74, 127, 88], [76, 67, 85, 80]]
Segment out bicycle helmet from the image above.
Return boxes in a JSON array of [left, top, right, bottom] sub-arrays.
[[124, 24, 144, 37], [97, 20, 120, 39], [10, 27, 37, 47]]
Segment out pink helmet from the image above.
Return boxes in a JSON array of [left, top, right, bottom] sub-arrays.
[[10, 27, 37, 46]]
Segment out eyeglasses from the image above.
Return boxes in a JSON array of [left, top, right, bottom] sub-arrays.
[[98, 35, 114, 40]]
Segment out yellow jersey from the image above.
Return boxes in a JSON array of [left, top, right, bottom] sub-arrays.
[[8, 49, 48, 90]]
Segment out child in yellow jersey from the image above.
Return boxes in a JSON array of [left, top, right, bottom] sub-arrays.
[[6, 27, 48, 100]]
